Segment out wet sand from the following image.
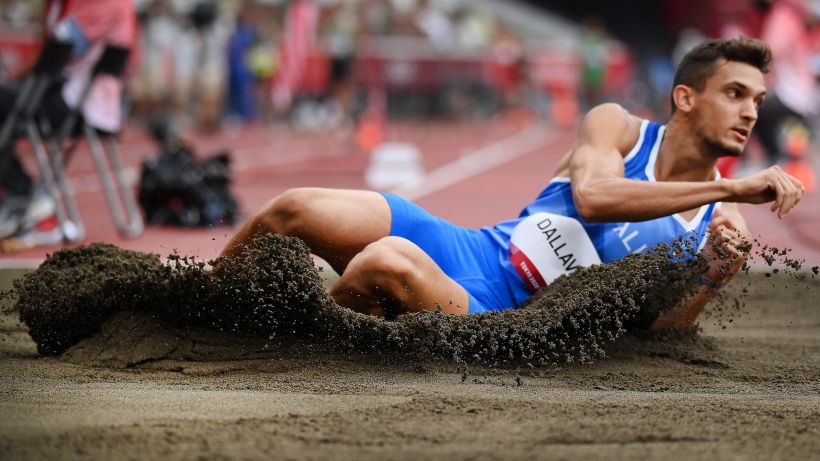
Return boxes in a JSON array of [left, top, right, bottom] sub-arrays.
[[1, 263, 818, 460]]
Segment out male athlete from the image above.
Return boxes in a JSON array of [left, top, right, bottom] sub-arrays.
[[220, 38, 804, 331]]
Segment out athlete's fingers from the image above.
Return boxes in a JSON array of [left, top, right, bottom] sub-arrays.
[[716, 227, 746, 255], [705, 236, 745, 280], [717, 235, 744, 261], [776, 179, 790, 218], [719, 228, 741, 247], [773, 170, 793, 216], [768, 175, 779, 212], [709, 215, 731, 232], [708, 228, 736, 258], [722, 244, 741, 260], [729, 227, 752, 252], [778, 173, 793, 216], [735, 230, 752, 251], [781, 170, 804, 216], [785, 170, 805, 192], [709, 224, 729, 240], [710, 209, 734, 228], [724, 229, 745, 244], [728, 237, 750, 261], [782, 168, 804, 213], [709, 208, 738, 233], [778, 174, 800, 217], [770, 178, 785, 215]]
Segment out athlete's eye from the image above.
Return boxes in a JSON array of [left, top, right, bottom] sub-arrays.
[[727, 89, 740, 98]]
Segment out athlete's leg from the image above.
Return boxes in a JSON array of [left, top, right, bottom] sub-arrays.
[[329, 236, 470, 317], [222, 189, 474, 316], [220, 188, 390, 273]]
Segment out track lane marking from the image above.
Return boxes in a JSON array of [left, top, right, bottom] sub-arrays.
[[392, 123, 557, 201]]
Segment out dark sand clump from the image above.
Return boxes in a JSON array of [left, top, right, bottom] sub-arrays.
[[12, 234, 707, 367], [14, 245, 170, 355]]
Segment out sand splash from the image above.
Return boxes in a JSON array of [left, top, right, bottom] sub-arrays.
[[9, 233, 773, 367]]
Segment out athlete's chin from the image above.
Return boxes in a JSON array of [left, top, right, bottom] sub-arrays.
[[719, 145, 744, 157], [710, 138, 744, 157]]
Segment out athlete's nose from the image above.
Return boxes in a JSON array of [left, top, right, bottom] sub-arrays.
[[740, 98, 758, 122]]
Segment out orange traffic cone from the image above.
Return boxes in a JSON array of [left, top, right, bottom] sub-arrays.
[[551, 89, 579, 129], [782, 118, 815, 192], [356, 89, 387, 152]]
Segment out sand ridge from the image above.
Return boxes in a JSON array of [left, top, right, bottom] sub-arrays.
[[11, 233, 709, 367]]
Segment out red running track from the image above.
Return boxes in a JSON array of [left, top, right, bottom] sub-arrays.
[[3, 114, 820, 269]]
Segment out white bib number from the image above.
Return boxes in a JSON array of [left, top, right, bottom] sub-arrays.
[[509, 212, 601, 293]]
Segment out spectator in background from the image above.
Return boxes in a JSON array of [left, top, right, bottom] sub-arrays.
[[129, 0, 179, 117], [321, 0, 359, 123], [414, 0, 454, 52], [0, 0, 137, 252], [453, 7, 495, 51], [226, 3, 263, 123], [222, 2, 282, 124], [361, 0, 392, 36], [174, 1, 231, 131], [0, 0, 39, 30], [249, 2, 283, 122], [579, 17, 609, 110], [754, 0, 818, 191], [271, 0, 319, 116], [388, 0, 418, 35]]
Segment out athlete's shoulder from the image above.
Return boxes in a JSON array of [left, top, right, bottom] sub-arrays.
[[579, 103, 644, 156]]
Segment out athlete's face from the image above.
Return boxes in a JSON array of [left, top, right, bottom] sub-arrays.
[[690, 60, 767, 157]]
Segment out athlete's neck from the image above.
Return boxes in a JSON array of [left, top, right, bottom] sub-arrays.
[[656, 118, 718, 183]]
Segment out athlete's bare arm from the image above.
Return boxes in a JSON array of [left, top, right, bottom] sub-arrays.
[[650, 203, 750, 331], [568, 104, 804, 222]]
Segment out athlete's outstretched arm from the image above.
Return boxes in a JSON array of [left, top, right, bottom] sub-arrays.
[[650, 204, 750, 331], [569, 104, 804, 222]]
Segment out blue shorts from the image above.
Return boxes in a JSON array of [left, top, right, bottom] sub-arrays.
[[381, 192, 516, 314]]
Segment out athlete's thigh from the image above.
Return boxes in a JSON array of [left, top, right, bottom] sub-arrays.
[[381, 192, 512, 311], [396, 239, 471, 315], [283, 188, 391, 271], [332, 236, 470, 315]]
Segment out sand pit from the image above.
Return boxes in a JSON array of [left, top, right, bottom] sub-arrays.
[[1, 237, 819, 460]]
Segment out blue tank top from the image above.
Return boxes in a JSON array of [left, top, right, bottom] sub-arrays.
[[482, 120, 719, 306]]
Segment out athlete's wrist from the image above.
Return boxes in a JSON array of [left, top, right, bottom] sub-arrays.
[[698, 274, 725, 290], [717, 178, 738, 201]]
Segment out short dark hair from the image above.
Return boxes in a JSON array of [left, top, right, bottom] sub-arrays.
[[671, 37, 772, 113]]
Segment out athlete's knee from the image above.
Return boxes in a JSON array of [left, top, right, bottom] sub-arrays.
[[257, 187, 320, 235], [350, 237, 419, 289]]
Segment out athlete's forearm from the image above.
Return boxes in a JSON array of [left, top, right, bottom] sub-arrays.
[[649, 283, 716, 332], [650, 256, 741, 332], [573, 177, 735, 222]]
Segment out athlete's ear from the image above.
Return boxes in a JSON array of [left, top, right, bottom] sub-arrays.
[[672, 84, 696, 113]]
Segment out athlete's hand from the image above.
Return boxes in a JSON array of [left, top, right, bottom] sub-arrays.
[[727, 166, 804, 218], [650, 208, 751, 332], [702, 208, 751, 286]]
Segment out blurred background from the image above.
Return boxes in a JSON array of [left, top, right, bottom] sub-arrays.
[[1, 0, 819, 263]]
